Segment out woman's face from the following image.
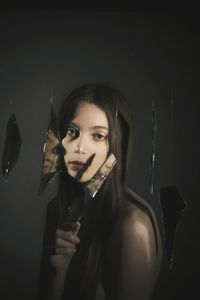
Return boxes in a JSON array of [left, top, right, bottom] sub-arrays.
[[62, 101, 109, 182]]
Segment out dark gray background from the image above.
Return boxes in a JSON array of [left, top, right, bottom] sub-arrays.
[[0, 10, 199, 300]]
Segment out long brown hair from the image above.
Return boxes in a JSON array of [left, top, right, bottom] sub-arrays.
[[58, 82, 133, 299]]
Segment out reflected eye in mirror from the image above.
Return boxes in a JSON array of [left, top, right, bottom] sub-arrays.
[[2, 113, 23, 181], [38, 104, 62, 195]]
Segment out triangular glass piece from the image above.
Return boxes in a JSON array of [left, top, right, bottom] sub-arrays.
[[38, 104, 62, 195], [2, 114, 23, 181], [159, 186, 187, 269]]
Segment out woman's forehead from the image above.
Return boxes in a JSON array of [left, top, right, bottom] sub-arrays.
[[72, 101, 109, 128]]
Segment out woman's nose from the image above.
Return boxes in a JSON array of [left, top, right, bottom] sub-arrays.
[[74, 136, 86, 154]]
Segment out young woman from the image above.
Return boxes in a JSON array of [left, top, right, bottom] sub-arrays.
[[38, 83, 163, 300]]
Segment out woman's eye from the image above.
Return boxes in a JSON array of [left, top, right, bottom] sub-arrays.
[[51, 145, 59, 154], [93, 134, 106, 141], [66, 127, 79, 138]]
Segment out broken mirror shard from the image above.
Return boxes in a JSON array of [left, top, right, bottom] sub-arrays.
[[2, 114, 23, 181], [149, 97, 157, 194], [159, 186, 187, 269], [38, 104, 61, 195]]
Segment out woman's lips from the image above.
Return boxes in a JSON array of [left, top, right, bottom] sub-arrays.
[[69, 161, 86, 171]]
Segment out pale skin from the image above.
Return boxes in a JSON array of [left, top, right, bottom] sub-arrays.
[[48, 102, 110, 299]]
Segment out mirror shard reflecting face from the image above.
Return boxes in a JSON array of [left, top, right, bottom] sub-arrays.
[[38, 105, 61, 195], [159, 186, 187, 269], [2, 114, 23, 181]]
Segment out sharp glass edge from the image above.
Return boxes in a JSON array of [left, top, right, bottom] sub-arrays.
[[149, 97, 157, 194], [2, 113, 23, 181], [85, 155, 117, 199]]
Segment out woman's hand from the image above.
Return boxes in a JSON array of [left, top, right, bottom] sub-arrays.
[[49, 222, 81, 272]]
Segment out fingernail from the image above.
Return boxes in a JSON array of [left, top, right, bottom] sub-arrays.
[[76, 222, 81, 227]]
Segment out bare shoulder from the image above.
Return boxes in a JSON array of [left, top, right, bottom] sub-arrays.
[[119, 187, 156, 235], [120, 201, 157, 258], [121, 202, 155, 239], [111, 186, 162, 261]]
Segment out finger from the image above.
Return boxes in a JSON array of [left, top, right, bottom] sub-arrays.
[[56, 229, 80, 244], [55, 247, 76, 255], [56, 237, 76, 249], [71, 222, 81, 235]]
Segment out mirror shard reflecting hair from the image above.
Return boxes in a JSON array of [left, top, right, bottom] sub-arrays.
[[2, 113, 23, 181], [160, 186, 187, 269]]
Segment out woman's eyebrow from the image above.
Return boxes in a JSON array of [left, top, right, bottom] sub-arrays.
[[69, 122, 80, 129], [90, 126, 109, 131], [70, 122, 108, 131]]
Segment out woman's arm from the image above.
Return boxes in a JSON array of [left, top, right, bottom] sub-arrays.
[[102, 203, 163, 300], [119, 208, 162, 300], [46, 263, 68, 300]]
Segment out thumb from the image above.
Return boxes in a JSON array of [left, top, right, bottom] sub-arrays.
[[72, 222, 81, 235]]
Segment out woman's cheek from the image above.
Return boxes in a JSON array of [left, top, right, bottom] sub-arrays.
[[63, 145, 71, 167], [95, 146, 109, 167], [64, 143, 73, 158]]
